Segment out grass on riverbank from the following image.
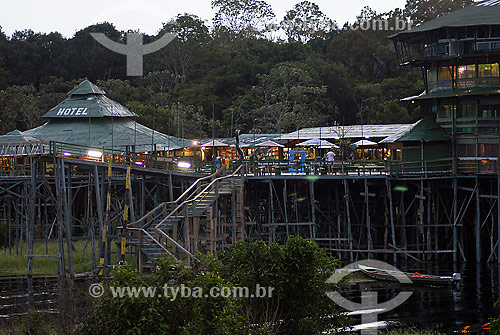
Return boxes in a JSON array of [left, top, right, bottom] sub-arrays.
[[0, 240, 96, 275]]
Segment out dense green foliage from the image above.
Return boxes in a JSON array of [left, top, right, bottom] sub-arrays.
[[0, 0, 472, 137], [80, 236, 346, 335]]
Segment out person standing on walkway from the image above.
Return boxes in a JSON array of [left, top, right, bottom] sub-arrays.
[[327, 148, 335, 174]]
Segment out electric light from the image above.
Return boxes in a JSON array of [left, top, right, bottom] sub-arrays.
[[87, 150, 103, 158], [177, 161, 191, 169]]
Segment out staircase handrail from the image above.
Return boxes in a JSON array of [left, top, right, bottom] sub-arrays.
[[128, 227, 178, 261], [153, 164, 246, 230], [131, 168, 224, 228]]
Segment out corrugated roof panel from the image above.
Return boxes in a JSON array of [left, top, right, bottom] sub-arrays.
[[23, 119, 186, 152], [280, 124, 413, 141]]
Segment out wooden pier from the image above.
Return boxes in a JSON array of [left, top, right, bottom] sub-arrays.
[[2, 142, 500, 276]]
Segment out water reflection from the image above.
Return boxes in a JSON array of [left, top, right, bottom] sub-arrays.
[[0, 275, 87, 319], [0, 261, 498, 333], [343, 261, 499, 333]]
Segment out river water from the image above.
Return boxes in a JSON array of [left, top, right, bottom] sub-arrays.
[[343, 261, 499, 334], [0, 262, 498, 334]]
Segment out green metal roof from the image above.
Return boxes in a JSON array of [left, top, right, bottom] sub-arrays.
[[398, 117, 450, 142], [23, 119, 187, 152], [391, 0, 500, 40], [68, 80, 106, 95], [43, 80, 136, 118], [380, 117, 450, 143], [0, 130, 38, 143], [402, 87, 500, 101]]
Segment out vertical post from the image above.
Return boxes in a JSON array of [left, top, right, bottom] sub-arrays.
[[168, 173, 174, 202], [497, 174, 500, 270], [386, 179, 397, 264], [141, 176, 146, 218], [8, 201, 11, 255], [268, 181, 275, 242], [121, 167, 131, 264], [184, 204, 191, 265], [427, 183, 432, 261], [453, 178, 458, 272], [343, 179, 354, 262], [309, 180, 317, 241], [434, 185, 440, 261], [128, 171, 136, 223], [419, 179, 424, 259], [94, 165, 105, 275], [54, 158, 65, 277], [61, 161, 74, 277], [364, 179, 372, 258], [476, 177, 481, 263], [283, 180, 289, 238], [138, 229, 143, 273], [27, 160, 36, 277]]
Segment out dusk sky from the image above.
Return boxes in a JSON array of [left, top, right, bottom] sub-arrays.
[[0, 0, 407, 37]]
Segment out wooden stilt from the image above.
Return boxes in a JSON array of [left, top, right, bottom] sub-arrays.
[[27, 160, 36, 277], [309, 181, 316, 240], [453, 178, 458, 272], [386, 179, 397, 264], [61, 161, 74, 277], [476, 177, 481, 263], [343, 179, 354, 262]]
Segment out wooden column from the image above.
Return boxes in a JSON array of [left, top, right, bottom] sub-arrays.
[[343, 179, 354, 262], [386, 179, 397, 264]]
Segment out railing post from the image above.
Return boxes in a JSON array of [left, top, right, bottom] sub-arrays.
[[183, 204, 191, 266], [138, 230, 143, 273]]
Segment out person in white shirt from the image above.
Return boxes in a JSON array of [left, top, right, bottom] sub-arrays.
[[326, 149, 335, 173]]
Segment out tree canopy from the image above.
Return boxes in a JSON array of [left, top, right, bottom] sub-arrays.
[[0, 0, 472, 137]]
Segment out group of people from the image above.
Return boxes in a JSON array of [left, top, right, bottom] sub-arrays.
[[215, 155, 230, 169]]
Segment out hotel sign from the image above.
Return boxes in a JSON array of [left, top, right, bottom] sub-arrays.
[[56, 108, 89, 116]]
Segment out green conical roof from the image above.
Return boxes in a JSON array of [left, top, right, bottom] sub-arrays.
[[42, 80, 136, 119], [68, 79, 106, 96]]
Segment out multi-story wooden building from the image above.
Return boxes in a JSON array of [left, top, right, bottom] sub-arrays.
[[391, 0, 500, 172]]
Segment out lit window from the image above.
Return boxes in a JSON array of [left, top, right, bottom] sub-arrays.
[[438, 66, 453, 80], [478, 63, 499, 77], [457, 64, 476, 79], [478, 105, 500, 118]]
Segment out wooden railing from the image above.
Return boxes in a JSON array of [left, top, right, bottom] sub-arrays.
[[49, 141, 215, 174], [231, 159, 387, 176], [1, 140, 499, 178], [129, 164, 246, 266], [130, 168, 225, 230]]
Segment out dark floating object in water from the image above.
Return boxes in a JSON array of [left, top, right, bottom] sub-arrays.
[[358, 265, 458, 286]]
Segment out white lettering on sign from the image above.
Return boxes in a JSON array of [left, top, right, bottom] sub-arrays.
[[55, 107, 88, 116]]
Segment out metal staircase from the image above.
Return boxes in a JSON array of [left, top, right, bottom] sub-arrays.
[[129, 165, 247, 269]]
